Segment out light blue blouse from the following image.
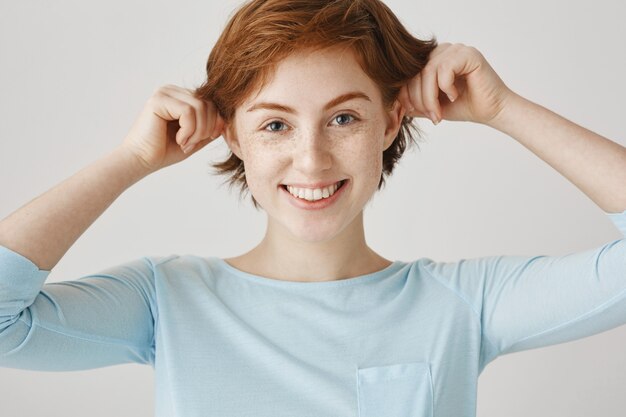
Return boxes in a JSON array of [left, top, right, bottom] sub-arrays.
[[1, 210, 625, 417]]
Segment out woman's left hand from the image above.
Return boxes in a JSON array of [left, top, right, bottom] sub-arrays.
[[398, 43, 515, 126]]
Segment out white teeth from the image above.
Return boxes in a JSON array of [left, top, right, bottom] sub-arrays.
[[287, 181, 342, 201]]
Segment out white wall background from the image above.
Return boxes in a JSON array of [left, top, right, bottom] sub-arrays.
[[1, 0, 625, 415]]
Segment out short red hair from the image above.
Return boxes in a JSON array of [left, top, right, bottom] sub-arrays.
[[194, 0, 438, 209]]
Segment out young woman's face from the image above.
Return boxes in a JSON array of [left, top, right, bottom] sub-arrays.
[[224, 46, 403, 242]]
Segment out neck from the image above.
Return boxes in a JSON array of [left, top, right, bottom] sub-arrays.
[[231, 211, 391, 283]]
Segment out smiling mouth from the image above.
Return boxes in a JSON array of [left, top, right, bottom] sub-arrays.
[[280, 179, 347, 193], [280, 179, 349, 207]]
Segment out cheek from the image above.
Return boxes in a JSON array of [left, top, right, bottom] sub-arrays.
[[360, 147, 384, 184], [238, 142, 281, 193], [341, 129, 385, 178]]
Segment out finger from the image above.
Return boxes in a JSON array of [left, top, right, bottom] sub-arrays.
[[150, 89, 197, 146], [398, 84, 413, 113], [419, 65, 441, 123], [162, 86, 211, 148], [437, 65, 459, 103], [180, 88, 222, 143], [406, 42, 455, 120], [406, 73, 428, 119], [211, 110, 226, 139], [182, 135, 215, 155], [421, 45, 464, 122], [438, 44, 481, 103]]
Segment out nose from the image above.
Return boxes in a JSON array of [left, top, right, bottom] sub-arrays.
[[291, 128, 333, 175]]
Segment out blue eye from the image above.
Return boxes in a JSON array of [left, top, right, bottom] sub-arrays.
[[262, 113, 358, 133], [265, 121, 288, 132], [333, 114, 356, 125]]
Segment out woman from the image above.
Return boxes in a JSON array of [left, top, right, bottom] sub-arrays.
[[1, 0, 624, 416]]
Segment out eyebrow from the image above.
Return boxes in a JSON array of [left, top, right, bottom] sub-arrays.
[[246, 91, 371, 114]]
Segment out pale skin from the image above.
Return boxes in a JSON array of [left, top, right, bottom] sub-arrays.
[[219, 46, 404, 282], [397, 43, 626, 213], [1, 43, 623, 277], [218, 43, 626, 282]]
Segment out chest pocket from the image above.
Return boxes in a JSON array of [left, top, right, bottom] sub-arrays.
[[357, 362, 433, 417]]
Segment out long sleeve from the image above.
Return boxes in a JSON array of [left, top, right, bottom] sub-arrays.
[[421, 210, 626, 371], [0, 246, 156, 371]]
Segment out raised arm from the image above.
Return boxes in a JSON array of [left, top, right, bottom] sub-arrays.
[[400, 43, 626, 371], [0, 148, 148, 271], [397, 42, 626, 214], [485, 93, 626, 213], [0, 86, 223, 370], [0, 85, 222, 271]]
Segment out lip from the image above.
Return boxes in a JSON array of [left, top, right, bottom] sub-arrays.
[[282, 180, 345, 189], [280, 179, 349, 210]]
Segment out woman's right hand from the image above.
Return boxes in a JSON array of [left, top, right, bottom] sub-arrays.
[[120, 84, 225, 174]]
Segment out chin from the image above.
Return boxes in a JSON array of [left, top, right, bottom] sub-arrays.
[[283, 217, 346, 243]]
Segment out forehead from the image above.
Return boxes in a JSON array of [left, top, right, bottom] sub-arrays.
[[241, 46, 381, 109]]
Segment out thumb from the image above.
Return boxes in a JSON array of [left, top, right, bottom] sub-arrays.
[[183, 135, 215, 155], [398, 84, 414, 113], [211, 112, 226, 139]]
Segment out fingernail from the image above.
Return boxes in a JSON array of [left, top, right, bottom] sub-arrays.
[[447, 94, 455, 102], [429, 112, 439, 125]]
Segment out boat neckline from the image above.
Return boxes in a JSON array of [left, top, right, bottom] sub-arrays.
[[212, 257, 406, 289]]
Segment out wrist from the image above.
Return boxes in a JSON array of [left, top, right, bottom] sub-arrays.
[[111, 146, 154, 182], [485, 90, 525, 133]]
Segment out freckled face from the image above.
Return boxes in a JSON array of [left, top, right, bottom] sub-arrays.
[[226, 46, 398, 242]]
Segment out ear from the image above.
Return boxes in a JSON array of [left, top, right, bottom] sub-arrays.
[[382, 99, 405, 151], [222, 123, 244, 160]]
